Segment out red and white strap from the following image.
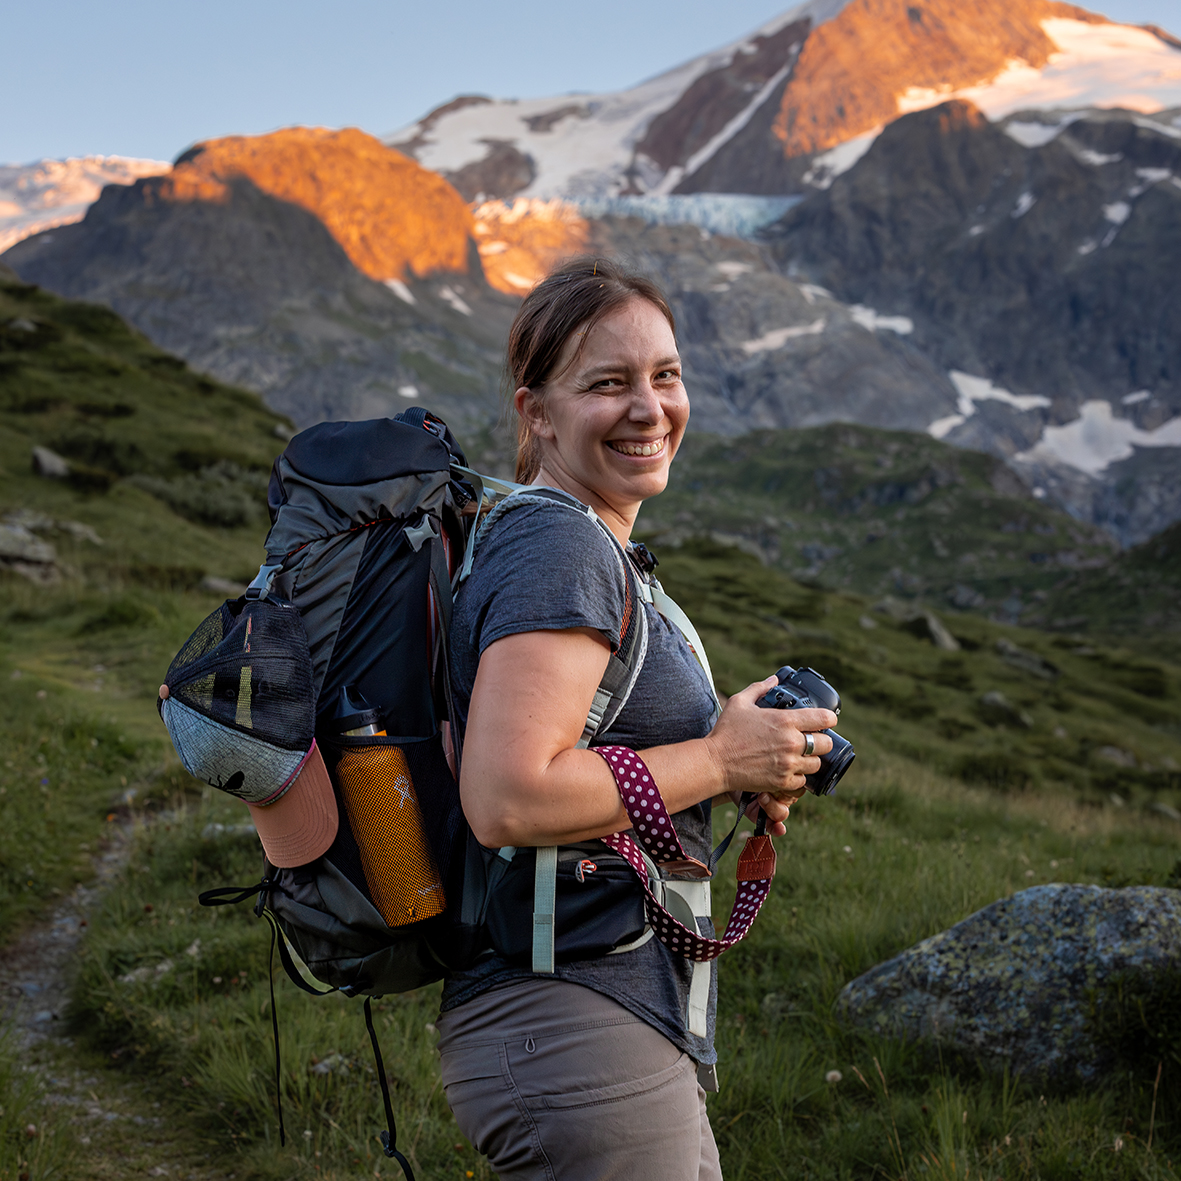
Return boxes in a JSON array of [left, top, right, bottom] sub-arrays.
[[593, 746, 775, 963]]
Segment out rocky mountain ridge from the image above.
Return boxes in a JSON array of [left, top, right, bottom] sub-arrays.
[[1, 134, 964, 461], [2, 139, 516, 440], [386, 0, 1181, 200], [767, 98, 1181, 545]]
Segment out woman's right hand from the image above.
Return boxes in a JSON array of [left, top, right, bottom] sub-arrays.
[[705, 676, 837, 800]]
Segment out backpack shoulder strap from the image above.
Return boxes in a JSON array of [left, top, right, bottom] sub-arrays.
[[457, 482, 649, 744], [640, 573, 721, 722], [453, 480, 651, 975]]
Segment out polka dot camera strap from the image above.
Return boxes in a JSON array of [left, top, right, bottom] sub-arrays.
[[593, 746, 776, 962]]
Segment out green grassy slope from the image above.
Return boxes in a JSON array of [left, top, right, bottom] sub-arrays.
[[640, 427, 1181, 657], [3, 279, 1181, 1179], [0, 272, 285, 933]]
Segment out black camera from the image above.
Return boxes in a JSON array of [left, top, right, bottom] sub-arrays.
[[757, 665, 855, 796]]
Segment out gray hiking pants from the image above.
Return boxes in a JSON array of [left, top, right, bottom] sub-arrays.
[[437, 978, 722, 1180]]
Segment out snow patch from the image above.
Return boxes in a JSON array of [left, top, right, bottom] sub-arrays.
[[849, 305, 914, 334], [1017, 399, 1181, 475], [1077, 148, 1123, 165], [951, 371, 1052, 413], [1012, 191, 1037, 218], [799, 283, 833, 304], [500, 271, 536, 291], [437, 286, 472, 315], [398, 385, 418, 399], [1004, 119, 1073, 148], [898, 20, 1181, 124], [1130, 166, 1173, 195], [741, 319, 826, 354], [801, 128, 881, 189], [384, 278, 415, 304], [1122, 390, 1151, 405], [1003, 111, 1089, 148], [929, 371, 1052, 438], [715, 261, 753, 280], [1103, 200, 1131, 224]]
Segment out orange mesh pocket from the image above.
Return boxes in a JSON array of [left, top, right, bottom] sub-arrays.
[[333, 743, 446, 928]]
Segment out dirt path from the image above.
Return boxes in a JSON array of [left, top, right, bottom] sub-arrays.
[[1, 824, 236, 1181]]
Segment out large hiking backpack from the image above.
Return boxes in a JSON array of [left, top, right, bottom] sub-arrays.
[[222, 411, 655, 1000], [246, 410, 473, 996]]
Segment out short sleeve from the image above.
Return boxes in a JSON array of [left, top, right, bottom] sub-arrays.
[[461, 500, 627, 658]]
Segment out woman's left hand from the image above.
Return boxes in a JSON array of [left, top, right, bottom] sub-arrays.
[[727, 785, 806, 837]]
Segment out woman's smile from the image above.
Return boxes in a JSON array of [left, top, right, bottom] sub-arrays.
[[606, 435, 668, 458]]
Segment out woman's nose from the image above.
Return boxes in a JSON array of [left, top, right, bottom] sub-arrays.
[[628, 379, 663, 421]]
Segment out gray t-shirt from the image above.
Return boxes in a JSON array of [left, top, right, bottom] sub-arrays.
[[444, 496, 719, 1063]]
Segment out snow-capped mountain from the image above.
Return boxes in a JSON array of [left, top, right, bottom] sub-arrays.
[[4, 0, 1179, 545], [0, 155, 168, 253], [386, 0, 1181, 200]]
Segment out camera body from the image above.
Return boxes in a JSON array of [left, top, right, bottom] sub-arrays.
[[757, 665, 855, 796]]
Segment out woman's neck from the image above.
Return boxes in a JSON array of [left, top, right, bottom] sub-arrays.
[[531, 465, 637, 547]]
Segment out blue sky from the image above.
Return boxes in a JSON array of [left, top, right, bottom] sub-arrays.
[[5, 0, 1178, 163]]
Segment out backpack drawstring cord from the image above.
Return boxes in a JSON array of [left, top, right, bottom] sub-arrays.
[[364, 996, 417, 1180]]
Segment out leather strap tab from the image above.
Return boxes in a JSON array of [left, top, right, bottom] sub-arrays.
[[736, 834, 776, 882]]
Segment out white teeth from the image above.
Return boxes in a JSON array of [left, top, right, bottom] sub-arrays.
[[611, 440, 664, 457]]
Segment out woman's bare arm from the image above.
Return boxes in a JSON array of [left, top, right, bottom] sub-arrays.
[[459, 627, 836, 849]]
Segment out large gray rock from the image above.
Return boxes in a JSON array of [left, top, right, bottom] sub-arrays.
[[838, 884, 1181, 1084]]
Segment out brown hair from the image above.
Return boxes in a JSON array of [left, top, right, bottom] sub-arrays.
[[506, 257, 676, 483]]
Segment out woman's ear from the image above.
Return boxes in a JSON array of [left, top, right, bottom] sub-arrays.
[[514, 386, 554, 440]]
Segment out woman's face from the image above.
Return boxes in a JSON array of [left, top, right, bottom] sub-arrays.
[[516, 297, 689, 535]]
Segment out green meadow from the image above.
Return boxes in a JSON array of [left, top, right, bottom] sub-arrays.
[[2, 274, 1180, 1179]]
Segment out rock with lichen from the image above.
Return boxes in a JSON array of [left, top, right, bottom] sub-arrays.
[[837, 884, 1181, 1084]]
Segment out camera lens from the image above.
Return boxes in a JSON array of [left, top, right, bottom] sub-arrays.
[[806, 729, 856, 796]]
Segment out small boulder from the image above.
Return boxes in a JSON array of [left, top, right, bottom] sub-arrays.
[[838, 884, 1181, 1084], [995, 636, 1058, 679], [0, 524, 56, 565], [978, 689, 1033, 728], [912, 609, 960, 652], [31, 446, 70, 479], [873, 598, 960, 650]]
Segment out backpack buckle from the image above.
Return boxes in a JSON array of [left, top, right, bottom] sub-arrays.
[[245, 563, 283, 600]]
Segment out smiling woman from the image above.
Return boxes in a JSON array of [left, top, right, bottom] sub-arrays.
[[436, 258, 836, 1179], [512, 280, 688, 542]]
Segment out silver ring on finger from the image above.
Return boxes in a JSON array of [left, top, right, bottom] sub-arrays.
[[802, 732, 815, 757]]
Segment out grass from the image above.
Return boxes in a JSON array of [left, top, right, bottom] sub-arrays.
[[0, 1029, 74, 1181], [2, 279, 1181, 1177]]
